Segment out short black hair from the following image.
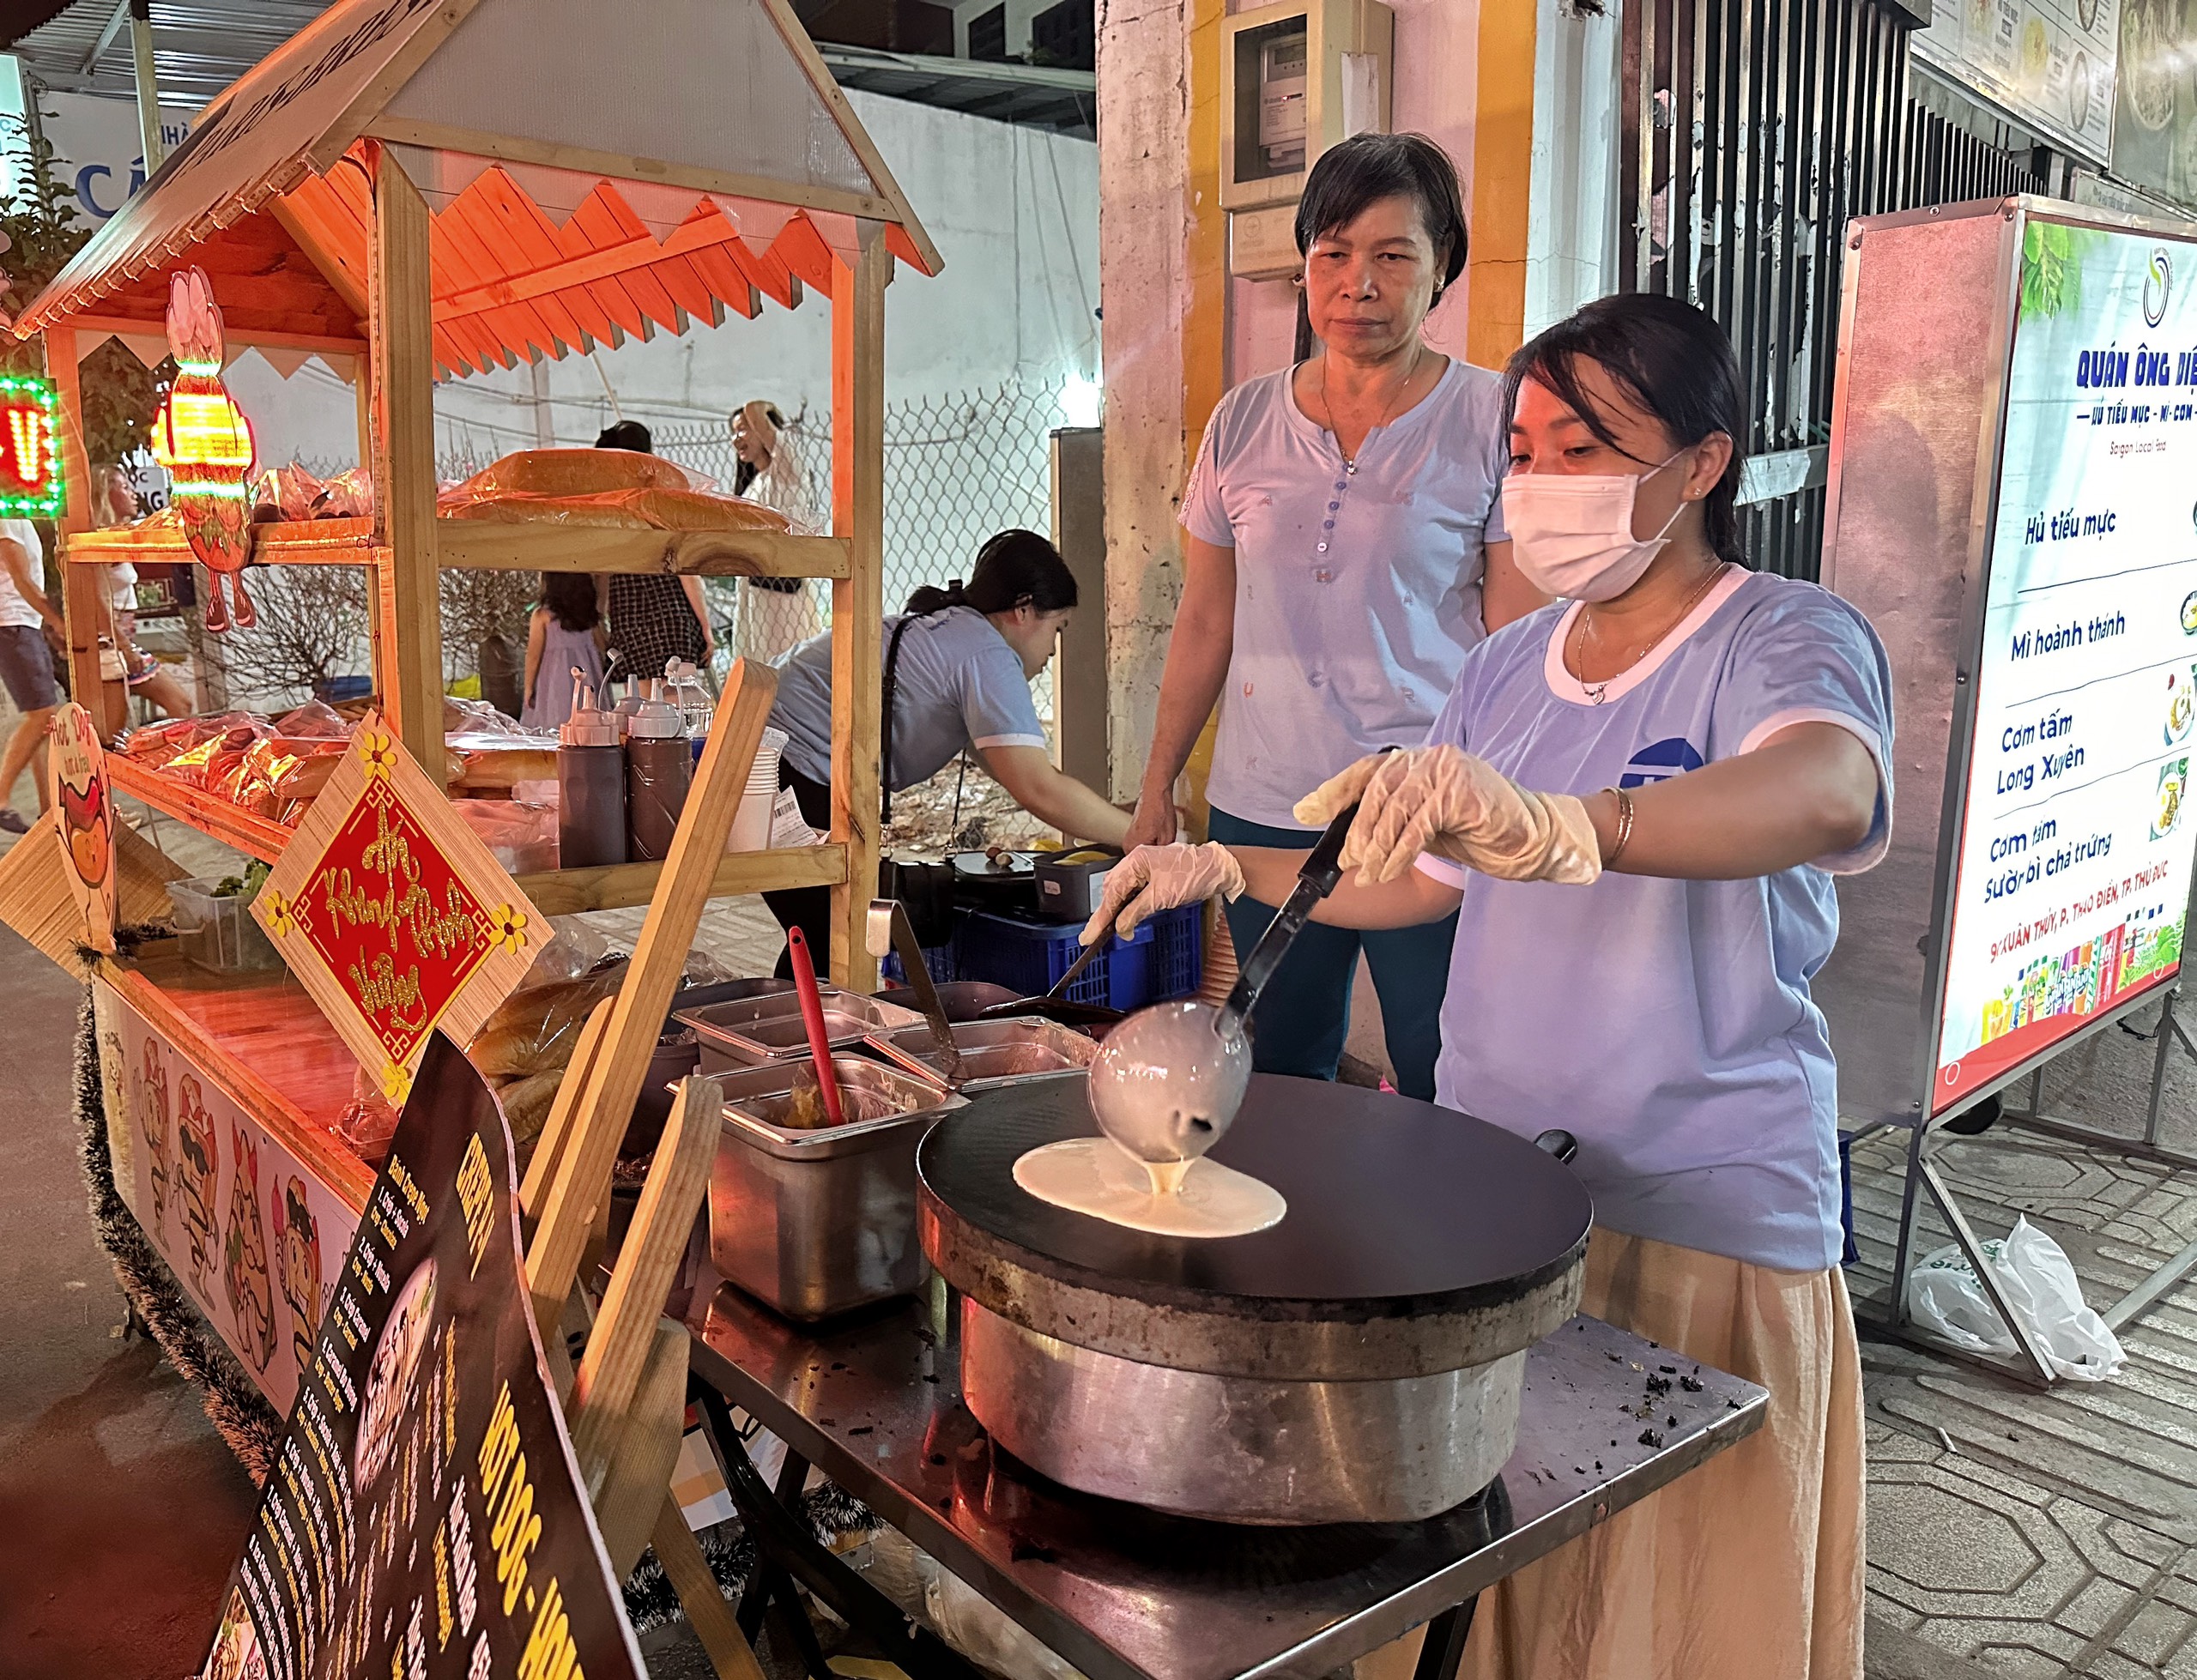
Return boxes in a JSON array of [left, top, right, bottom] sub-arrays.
[[1504, 293, 1751, 565], [1293, 133, 1468, 291], [595, 420, 653, 452]]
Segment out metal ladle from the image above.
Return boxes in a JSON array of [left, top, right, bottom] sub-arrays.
[[1087, 793, 1366, 1189]]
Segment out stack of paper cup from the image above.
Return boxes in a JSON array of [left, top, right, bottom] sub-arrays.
[[728, 726, 796, 852]]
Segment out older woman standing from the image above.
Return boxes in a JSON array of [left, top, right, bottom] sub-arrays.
[[1123, 131, 1539, 1098]]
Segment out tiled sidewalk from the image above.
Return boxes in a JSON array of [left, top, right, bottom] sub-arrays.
[[1851, 997, 2197, 1677]]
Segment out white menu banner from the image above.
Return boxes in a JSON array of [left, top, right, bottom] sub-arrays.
[[1935, 220, 2197, 1111], [1915, 0, 2119, 164]]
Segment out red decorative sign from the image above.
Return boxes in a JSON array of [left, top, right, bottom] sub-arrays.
[[254, 718, 544, 1103]]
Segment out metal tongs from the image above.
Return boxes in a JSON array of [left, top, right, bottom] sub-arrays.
[[1214, 783, 1371, 1043], [866, 897, 965, 1082]]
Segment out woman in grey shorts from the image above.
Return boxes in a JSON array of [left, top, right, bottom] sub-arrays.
[[0, 517, 61, 834]]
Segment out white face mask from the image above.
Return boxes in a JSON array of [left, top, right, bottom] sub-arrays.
[[1500, 453, 1689, 603]]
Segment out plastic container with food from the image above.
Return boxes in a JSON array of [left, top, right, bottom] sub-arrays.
[[169, 873, 283, 974]]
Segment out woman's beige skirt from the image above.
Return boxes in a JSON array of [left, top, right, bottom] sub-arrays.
[[1367, 1228, 1865, 1680]]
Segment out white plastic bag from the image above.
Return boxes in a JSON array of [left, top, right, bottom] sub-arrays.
[[1906, 1216, 2126, 1381]]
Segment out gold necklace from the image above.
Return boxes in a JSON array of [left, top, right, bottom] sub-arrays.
[[1570, 561, 1728, 705], [1316, 345, 1425, 474]]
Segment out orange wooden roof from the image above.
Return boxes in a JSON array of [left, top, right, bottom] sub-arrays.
[[14, 0, 940, 374]]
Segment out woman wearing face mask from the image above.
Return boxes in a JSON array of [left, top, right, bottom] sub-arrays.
[[762, 529, 1129, 975], [1123, 132, 1538, 1100], [1089, 293, 1890, 1679]]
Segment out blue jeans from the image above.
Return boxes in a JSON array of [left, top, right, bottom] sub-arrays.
[[1207, 806, 1457, 1100]]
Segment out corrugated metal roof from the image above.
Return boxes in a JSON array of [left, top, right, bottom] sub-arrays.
[[11, 1, 333, 106]]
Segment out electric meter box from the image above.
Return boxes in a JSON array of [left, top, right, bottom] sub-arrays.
[[1218, 0, 1394, 216]]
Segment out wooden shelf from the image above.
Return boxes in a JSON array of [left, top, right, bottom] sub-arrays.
[[64, 517, 850, 580], [111, 756, 294, 863], [517, 843, 846, 914], [114, 753, 847, 909], [105, 945, 378, 1213]]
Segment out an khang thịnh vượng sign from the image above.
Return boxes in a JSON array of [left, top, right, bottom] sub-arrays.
[[251, 715, 546, 1104]]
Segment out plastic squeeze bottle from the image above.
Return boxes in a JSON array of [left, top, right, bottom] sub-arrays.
[[626, 679, 693, 861], [664, 659, 715, 763], [609, 677, 647, 739], [557, 668, 626, 867]]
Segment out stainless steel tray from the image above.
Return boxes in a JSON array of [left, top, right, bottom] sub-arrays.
[[678, 987, 926, 1069], [865, 1015, 1096, 1091], [706, 1055, 965, 1320]]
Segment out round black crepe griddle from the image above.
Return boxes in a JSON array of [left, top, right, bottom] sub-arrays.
[[918, 1074, 1593, 1382]]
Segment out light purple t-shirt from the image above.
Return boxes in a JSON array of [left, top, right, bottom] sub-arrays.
[[1415, 568, 1895, 1272], [1181, 359, 1511, 831]]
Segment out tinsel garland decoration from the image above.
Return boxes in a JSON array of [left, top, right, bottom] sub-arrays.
[[71, 983, 285, 1483]]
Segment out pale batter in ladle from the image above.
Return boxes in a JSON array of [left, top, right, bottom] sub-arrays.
[[1014, 793, 1369, 1237]]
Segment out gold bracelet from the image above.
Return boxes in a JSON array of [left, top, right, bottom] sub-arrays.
[[1606, 787, 1635, 867]]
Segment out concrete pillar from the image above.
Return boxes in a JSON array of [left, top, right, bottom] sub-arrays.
[[1096, 0, 1195, 803]]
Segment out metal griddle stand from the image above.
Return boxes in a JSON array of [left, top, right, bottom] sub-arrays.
[[682, 1283, 1766, 1680], [1860, 981, 2197, 1388]]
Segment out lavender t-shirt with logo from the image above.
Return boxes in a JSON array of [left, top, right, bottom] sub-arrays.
[[1415, 568, 1895, 1271], [1181, 359, 1511, 831]]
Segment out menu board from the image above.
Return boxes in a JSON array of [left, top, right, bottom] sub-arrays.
[[2112, 0, 2197, 210], [194, 1035, 642, 1680], [1914, 0, 2119, 163], [1934, 219, 2197, 1111]]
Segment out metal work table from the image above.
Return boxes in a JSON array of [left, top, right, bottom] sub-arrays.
[[684, 1284, 1768, 1680]]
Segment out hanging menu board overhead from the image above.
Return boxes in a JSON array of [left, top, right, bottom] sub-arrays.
[[1933, 218, 2197, 1110], [1913, 0, 2121, 164]]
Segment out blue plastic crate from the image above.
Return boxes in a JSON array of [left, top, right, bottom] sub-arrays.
[[953, 903, 1201, 1012], [1147, 903, 1203, 1002], [882, 941, 958, 986]]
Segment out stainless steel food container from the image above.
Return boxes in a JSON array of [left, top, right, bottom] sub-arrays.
[[706, 1055, 965, 1320], [678, 988, 925, 1071], [864, 1016, 1097, 1091]]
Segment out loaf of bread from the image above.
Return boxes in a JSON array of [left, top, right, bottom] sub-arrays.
[[468, 963, 628, 1079], [452, 449, 701, 499], [440, 486, 792, 534]]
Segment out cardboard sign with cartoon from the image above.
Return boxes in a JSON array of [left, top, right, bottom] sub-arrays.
[[100, 982, 360, 1412], [47, 702, 114, 952]]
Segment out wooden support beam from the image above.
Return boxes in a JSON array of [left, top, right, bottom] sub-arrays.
[[524, 659, 777, 1338], [516, 844, 845, 916], [47, 326, 106, 742], [517, 994, 614, 1232], [652, 1500, 771, 1680], [569, 1073, 720, 1484], [828, 221, 889, 991], [367, 146, 444, 769]]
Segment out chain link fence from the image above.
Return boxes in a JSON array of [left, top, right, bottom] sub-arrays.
[[648, 373, 1074, 694]]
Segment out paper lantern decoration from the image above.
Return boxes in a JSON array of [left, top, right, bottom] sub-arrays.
[[0, 376, 63, 518], [150, 269, 256, 632]]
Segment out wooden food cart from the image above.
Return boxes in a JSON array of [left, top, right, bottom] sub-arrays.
[[4, 0, 938, 1415]]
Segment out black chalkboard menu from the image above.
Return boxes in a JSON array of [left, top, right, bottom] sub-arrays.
[[197, 1034, 643, 1680]]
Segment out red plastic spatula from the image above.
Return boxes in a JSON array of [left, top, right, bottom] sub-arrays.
[[785, 927, 846, 1127]]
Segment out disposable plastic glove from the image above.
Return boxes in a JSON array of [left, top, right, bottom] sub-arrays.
[[1080, 842, 1247, 945], [1292, 745, 1603, 886]]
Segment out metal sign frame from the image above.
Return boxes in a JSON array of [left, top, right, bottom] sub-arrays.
[[1819, 193, 2197, 1383]]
